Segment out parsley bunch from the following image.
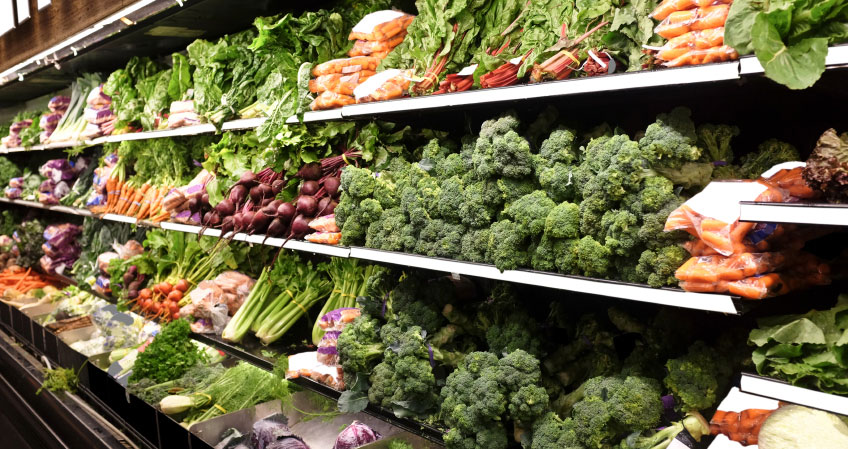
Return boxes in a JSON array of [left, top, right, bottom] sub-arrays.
[[130, 319, 209, 384]]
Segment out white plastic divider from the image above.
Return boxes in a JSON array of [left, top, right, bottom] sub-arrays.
[[348, 247, 739, 314], [739, 202, 848, 226], [740, 44, 848, 75], [221, 117, 267, 131], [285, 109, 344, 124], [342, 62, 740, 117], [0, 197, 94, 217], [740, 373, 848, 416], [90, 124, 218, 144], [0, 141, 85, 154]]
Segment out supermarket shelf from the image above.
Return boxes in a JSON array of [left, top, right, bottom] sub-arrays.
[[348, 247, 740, 314], [739, 44, 848, 75], [740, 373, 848, 416], [0, 197, 94, 217], [221, 117, 267, 131], [0, 140, 87, 154], [89, 124, 218, 144], [739, 202, 848, 226], [341, 62, 740, 118], [285, 109, 345, 124]]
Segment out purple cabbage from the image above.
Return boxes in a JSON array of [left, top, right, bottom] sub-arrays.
[[251, 413, 293, 449], [266, 438, 310, 449], [332, 421, 382, 449]]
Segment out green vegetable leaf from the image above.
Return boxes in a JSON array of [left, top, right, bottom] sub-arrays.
[[752, 13, 828, 90], [726, 0, 762, 54]]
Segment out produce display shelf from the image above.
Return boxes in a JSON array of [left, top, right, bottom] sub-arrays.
[[740, 373, 848, 416], [739, 201, 848, 226], [285, 109, 345, 124], [89, 124, 219, 144], [0, 197, 94, 218], [349, 247, 741, 314], [739, 44, 848, 75], [0, 141, 87, 154], [101, 213, 160, 228], [220, 117, 267, 131]]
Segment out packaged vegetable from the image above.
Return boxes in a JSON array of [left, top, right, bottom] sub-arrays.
[[675, 252, 789, 284], [709, 387, 779, 446], [308, 215, 340, 233], [655, 4, 730, 39], [312, 57, 381, 77], [759, 163, 817, 200], [348, 10, 414, 41], [304, 231, 342, 245], [310, 92, 355, 111], [657, 28, 725, 61], [86, 85, 111, 108], [353, 69, 411, 103], [80, 123, 103, 139], [83, 106, 115, 125], [318, 308, 360, 331], [318, 330, 340, 365], [651, 0, 733, 21], [48, 96, 71, 113], [663, 45, 738, 67], [309, 71, 375, 96], [10, 119, 32, 134], [348, 32, 407, 57]]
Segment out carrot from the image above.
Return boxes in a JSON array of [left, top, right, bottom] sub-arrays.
[[700, 230, 732, 255], [13, 268, 32, 291], [730, 221, 755, 243], [120, 184, 139, 215], [135, 186, 156, 219], [126, 183, 149, 216]]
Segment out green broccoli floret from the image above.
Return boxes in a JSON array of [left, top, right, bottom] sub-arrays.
[[494, 130, 535, 178], [460, 228, 492, 263], [389, 276, 446, 334], [340, 166, 377, 199], [460, 134, 476, 170], [545, 202, 580, 239], [505, 191, 556, 238], [479, 111, 521, 140], [637, 199, 686, 250], [526, 106, 560, 147], [579, 135, 615, 177], [571, 376, 663, 449], [416, 176, 441, 214], [415, 219, 465, 259], [599, 210, 641, 258], [539, 126, 579, 165], [438, 176, 465, 223], [497, 177, 538, 205], [618, 412, 710, 449], [635, 245, 689, 288], [334, 192, 355, 229], [539, 163, 580, 203], [368, 326, 441, 418], [374, 176, 399, 210], [419, 138, 452, 165], [739, 138, 800, 179], [697, 123, 739, 164], [639, 107, 701, 168], [664, 341, 723, 412], [653, 161, 714, 190], [579, 194, 612, 239], [338, 315, 384, 376], [358, 198, 384, 222], [437, 153, 467, 179], [625, 176, 677, 215], [583, 135, 650, 203], [488, 220, 529, 272], [486, 313, 541, 357], [530, 235, 565, 272], [556, 239, 580, 274], [400, 186, 431, 229], [366, 208, 416, 252], [531, 413, 584, 449], [576, 236, 611, 278], [460, 181, 499, 228], [510, 384, 550, 426]]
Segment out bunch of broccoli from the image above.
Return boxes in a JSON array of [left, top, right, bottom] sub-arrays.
[[336, 107, 731, 286]]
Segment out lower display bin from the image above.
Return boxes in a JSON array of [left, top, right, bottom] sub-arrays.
[[43, 329, 59, 363], [10, 307, 29, 342], [0, 302, 10, 329], [157, 412, 192, 449]]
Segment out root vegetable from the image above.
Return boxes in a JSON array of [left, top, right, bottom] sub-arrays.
[[323, 176, 341, 197], [215, 199, 236, 216], [296, 196, 318, 216], [297, 162, 322, 181], [300, 180, 320, 196], [277, 202, 296, 222]]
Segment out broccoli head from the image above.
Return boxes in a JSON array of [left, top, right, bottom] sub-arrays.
[[579, 193, 612, 239], [539, 163, 580, 203], [437, 153, 467, 179], [441, 353, 509, 449], [635, 245, 689, 288], [539, 126, 579, 165], [506, 191, 557, 238], [486, 313, 542, 357], [416, 176, 442, 214], [338, 315, 384, 376], [697, 123, 739, 164], [663, 340, 723, 412], [415, 219, 465, 259], [576, 236, 612, 278], [637, 199, 686, 250], [460, 181, 499, 229], [600, 210, 641, 258], [497, 177, 538, 205], [438, 176, 465, 223], [639, 107, 701, 168], [740, 138, 800, 179], [334, 192, 355, 229], [494, 130, 535, 178], [460, 228, 492, 264], [479, 111, 521, 140], [340, 166, 377, 199], [571, 376, 663, 448], [579, 135, 615, 177], [488, 220, 530, 272], [366, 207, 417, 252], [531, 413, 584, 449], [531, 235, 564, 273], [420, 137, 452, 163], [400, 186, 431, 229], [545, 202, 580, 239], [625, 176, 677, 215], [389, 276, 447, 334], [509, 384, 550, 426]]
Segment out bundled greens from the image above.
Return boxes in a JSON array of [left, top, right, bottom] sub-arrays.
[[129, 319, 209, 383]]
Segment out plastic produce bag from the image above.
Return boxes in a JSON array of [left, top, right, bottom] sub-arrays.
[[663, 45, 738, 67], [309, 71, 375, 96], [675, 252, 789, 284], [310, 91, 356, 111], [353, 69, 411, 103], [304, 231, 342, 245], [308, 215, 340, 232], [318, 308, 360, 331], [317, 331, 340, 365], [349, 32, 407, 57], [48, 96, 71, 113], [654, 4, 730, 39], [759, 162, 817, 200], [709, 387, 778, 446], [657, 28, 725, 61], [86, 85, 111, 108], [348, 10, 414, 41], [83, 106, 115, 125], [651, 0, 733, 20], [312, 57, 381, 77]]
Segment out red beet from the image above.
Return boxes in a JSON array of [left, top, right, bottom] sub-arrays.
[[229, 185, 248, 204], [300, 180, 320, 196], [290, 214, 311, 238], [215, 199, 236, 216], [238, 170, 257, 186], [271, 179, 286, 195], [267, 218, 287, 237], [323, 176, 341, 197], [296, 195, 318, 216], [249, 211, 272, 234], [297, 162, 322, 181], [277, 202, 296, 222]]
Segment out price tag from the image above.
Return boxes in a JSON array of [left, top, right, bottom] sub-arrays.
[[457, 64, 478, 76]]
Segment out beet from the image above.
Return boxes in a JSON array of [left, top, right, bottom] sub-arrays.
[[297, 162, 322, 181], [238, 170, 257, 186], [266, 218, 287, 237], [260, 197, 273, 207], [221, 216, 235, 235], [249, 211, 273, 234], [206, 212, 221, 227], [230, 185, 248, 204], [249, 185, 264, 203], [201, 193, 210, 207], [260, 201, 279, 217], [188, 197, 200, 213], [296, 195, 318, 216], [320, 200, 337, 216], [271, 179, 286, 195], [277, 202, 296, 222], [323, 176, 341, 197], [290, 214, 311, 238], [215, 198, 236, 216], [300, 180, 320, 196], [259, 183, 274, 200]]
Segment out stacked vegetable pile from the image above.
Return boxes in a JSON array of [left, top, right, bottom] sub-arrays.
[[0, 111, 42, 148], [48, 74, 103, 143], [334, 275, 749, 449], [651, 0, 737, 67], [38, 96, 71, 143]]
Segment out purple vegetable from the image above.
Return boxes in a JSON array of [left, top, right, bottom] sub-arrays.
[[266, 218, 287, 237], [271, 179, 286, 195], [249, 211, 272, 234], [266, 438, 310, 449], [323, 176, 341, 197], [297, 162, 322, 181], [230, 185, 248, 204], [221, 216, 235, 235], [300, 180, 319, 196], [332, 421, 381, 449], [252, 414, 295, 449], [277, 203, 296, 223], [216, 199, 236, 216], [296, 196, 318, 217], [238, 170, 257, 187], [290, 215, 311, 238]]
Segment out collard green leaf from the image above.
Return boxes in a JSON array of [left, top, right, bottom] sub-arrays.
[[752, 13, 828, 90], [726, 0, 761, 54]]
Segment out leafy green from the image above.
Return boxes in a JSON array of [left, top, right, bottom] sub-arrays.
[[37, 366, 80, 395], [749, 295, 848, 394], [0, 156, 21, 187], [129, 319, 209, 384]]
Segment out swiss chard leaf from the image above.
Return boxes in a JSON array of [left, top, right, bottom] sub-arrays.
[[752, 13, 828, 90]]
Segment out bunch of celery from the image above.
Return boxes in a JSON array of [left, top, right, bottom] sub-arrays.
[[222, 253, 331, 345], [311, 259, 385, 345]]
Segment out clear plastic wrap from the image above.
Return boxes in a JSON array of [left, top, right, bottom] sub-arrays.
[[312, 57, 381, 77], [348, 32, 407, 57], [308, 71, 376, 96], [654, 4, 730, 39], [657, 28, 725, 61], [348, 10, 414, 41], [304, 231, 342, 244], [353, 69, 411, 103], [663, 45, 738, 67], [308, 215, 340, 233], [310, 92, 356, 111], [651, 0, 733, 21], [675, 252, 789, 284]]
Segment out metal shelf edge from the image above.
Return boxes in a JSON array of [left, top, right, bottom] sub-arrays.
[[348, 247, 739, 314], [740, 373, 848, 416], [739, 202, 848, 226]]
